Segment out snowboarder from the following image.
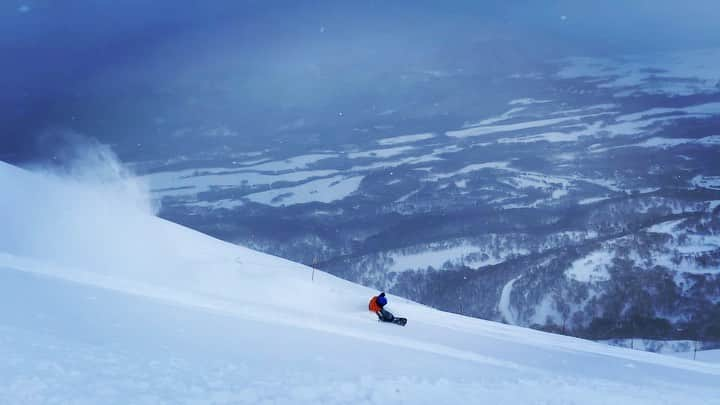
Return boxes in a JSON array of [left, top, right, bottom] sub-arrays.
[[369, 292, 407, 326]]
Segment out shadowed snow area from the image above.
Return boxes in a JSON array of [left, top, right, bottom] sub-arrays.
[[1, 160, 719, 404]]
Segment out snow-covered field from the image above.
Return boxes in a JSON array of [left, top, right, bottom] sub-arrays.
[[244, 175, 365, 207], [347, 146, 415, 159], [1, 160, 719, 404], [446, 114, 592, 138], [141, 88, 720, 212], [377, 132, 435, 146], [557, 49, 720, 97], [693, 175, 720, 191], [145, 168, 339, 198], [386, 240, 525, 274], [566, 250, 613, 282]]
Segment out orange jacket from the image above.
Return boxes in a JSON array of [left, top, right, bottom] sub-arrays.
[[369, 296, 382, 312]]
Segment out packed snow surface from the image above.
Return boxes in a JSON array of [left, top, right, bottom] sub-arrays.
[[1, 161, 719, 404]]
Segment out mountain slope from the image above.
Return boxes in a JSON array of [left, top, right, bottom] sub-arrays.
[[1, 161, 718, 404]]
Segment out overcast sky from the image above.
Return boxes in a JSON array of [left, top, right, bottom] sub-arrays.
[[3, 0, 720, 162]]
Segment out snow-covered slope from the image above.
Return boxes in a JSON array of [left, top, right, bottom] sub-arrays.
[[1, 160, 719, 404]]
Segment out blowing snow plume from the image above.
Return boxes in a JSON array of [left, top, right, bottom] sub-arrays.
[[0, 134, 166, 278], [32, 131, 155, 211], [0, 132, 347, 311]]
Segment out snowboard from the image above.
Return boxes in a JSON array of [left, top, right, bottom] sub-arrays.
[[377, 317, 407, 326]]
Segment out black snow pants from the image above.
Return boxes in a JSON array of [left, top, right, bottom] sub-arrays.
[[376, 308, 395, 322]]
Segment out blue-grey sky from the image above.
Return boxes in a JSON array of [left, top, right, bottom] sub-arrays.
[[2, 0, 720, 162]]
